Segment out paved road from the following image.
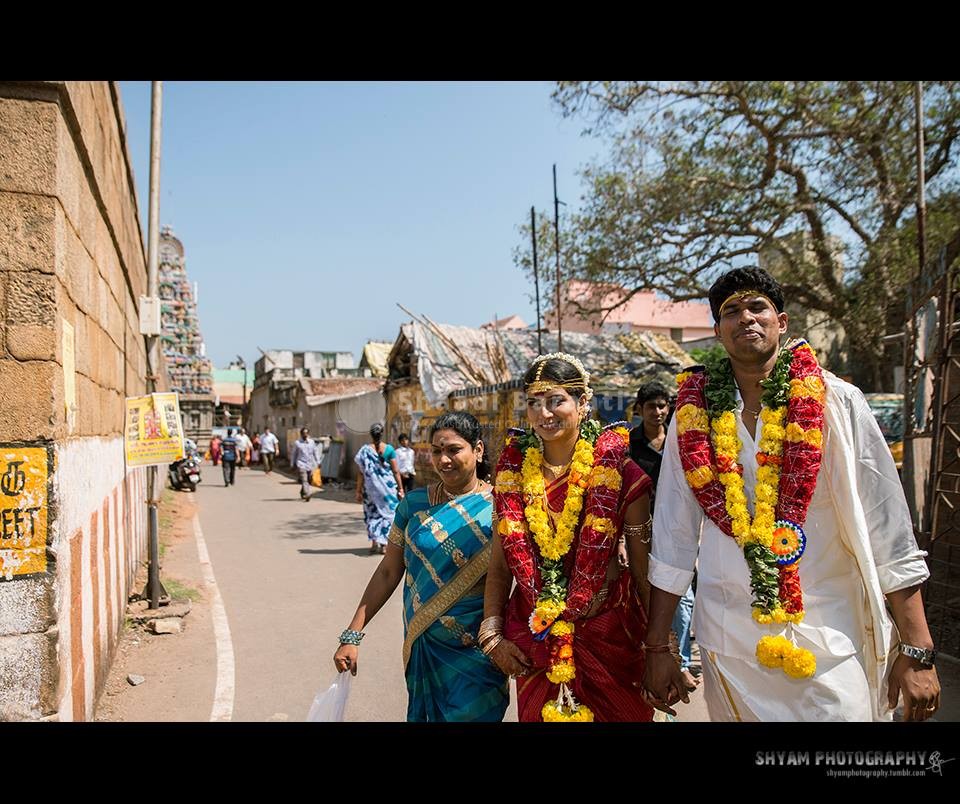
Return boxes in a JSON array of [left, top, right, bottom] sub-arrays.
[[197, 467, 412, 721]]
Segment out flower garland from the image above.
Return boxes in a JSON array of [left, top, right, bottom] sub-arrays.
[[675, 338, 825, 679], [494, 419, 630, 721]]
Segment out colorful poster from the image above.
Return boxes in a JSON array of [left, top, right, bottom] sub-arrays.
[[124, 392, 185, 467], [0, 447, 49, 580]]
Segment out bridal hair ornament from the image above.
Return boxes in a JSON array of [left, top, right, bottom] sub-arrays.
[[525, 353, 594, 403]]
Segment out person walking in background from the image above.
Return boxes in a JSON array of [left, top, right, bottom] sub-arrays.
[[235, 427, 252, 468], [395, 433, 416, 494], [290, 427, 321, 502], [260, 426, 279, 474], [629, 380, 699, 694], [355, 423, 404, 555], [251, 431, 261, 465], [209, 433, 222, 466], [221, 428, 238, 487]]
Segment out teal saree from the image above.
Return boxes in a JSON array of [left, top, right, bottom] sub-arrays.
[[388, 486, 508, 722]]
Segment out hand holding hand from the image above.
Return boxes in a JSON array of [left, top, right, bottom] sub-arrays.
[[489, 638, 533, 679], [641, 650, 689, 716]]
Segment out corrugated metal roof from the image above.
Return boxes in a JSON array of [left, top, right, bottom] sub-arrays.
[[299, 377, 383, 406], [396, 320, 685, 407]]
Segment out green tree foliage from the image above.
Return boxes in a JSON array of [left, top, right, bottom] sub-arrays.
[[518, 82, 960, 390]]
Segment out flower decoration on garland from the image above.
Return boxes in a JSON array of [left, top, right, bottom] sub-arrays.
[[675, 339, 824, 679], [494, 414, 630, 721]]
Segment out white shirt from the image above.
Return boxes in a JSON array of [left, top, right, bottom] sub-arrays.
[[395, 445, 416, 476], [260, 432, 279, 453], [649, 372, 928, 719], [234, 433, 251, 451]]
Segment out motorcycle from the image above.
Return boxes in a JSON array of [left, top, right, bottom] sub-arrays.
[[169, 444, 203, 492]]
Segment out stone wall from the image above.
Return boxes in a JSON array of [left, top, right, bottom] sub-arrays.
[[0, 81, 153, 720]]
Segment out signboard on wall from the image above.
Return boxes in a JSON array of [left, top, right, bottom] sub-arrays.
[[124, 392, 185, 467], [0, 446, 50, 580]]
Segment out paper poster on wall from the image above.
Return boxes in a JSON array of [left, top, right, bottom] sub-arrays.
[[124, 392, 185, 467], [0, 446, 50, 580]]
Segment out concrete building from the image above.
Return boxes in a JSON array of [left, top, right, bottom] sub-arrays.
[[248, 376, 383, 479], [543, 280, 714, 342], [212, 363, 253, 429], [254, 349, 357, 383], [0, 81, 155, 720]]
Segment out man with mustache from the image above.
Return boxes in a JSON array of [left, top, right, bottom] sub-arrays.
[[643, 267, 939, 722]]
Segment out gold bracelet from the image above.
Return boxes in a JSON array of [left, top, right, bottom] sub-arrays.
[[480, 616, 504, 631], [622, 518, 653, 545], [481, 634, 504, 656], [478, 628, 503, 645]]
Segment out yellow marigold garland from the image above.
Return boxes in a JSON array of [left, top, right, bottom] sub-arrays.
[[674, 340, 824, 681]]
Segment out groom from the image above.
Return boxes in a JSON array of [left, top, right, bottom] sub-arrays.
[[643, 266, 939, 722]]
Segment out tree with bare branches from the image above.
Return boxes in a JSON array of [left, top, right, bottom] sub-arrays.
[[517, 81, 960, 390]]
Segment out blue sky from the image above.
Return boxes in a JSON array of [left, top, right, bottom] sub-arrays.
[[118, 81, 603, 370]]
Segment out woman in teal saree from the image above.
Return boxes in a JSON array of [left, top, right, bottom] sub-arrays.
[[333, 412, 509, 722]]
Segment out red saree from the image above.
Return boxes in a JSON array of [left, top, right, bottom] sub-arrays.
[[504, 458, 654, 722]]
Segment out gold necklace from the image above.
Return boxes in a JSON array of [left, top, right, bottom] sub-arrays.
[[541, 458, 571, 476], [435, 478, 482, 503]]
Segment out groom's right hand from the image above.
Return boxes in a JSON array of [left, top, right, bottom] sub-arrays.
[[641, 650, 689, 716]]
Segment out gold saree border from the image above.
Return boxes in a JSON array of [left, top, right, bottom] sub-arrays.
[[402, 540, 493, 670]]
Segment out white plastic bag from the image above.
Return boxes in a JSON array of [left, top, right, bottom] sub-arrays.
[[306, 672, 352, 722]]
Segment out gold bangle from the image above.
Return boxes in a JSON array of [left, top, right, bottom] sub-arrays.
[[480, 616, 504, 631], [478, 630, 502, 644], [623, 518, 653, 545], [481, 634, 504, 656]]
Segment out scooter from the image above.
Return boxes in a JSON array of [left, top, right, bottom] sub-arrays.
[[168, 449, 202, 492]]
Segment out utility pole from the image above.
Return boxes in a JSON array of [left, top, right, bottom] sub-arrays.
[[146, 81, 163, 610], [553, 164, 564, 352], [237, 355, 248, 429], [915, 82, 927, 279], [531, 206, 543, 355]]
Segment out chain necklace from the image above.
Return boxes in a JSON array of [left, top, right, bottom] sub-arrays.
[[434, 477, 482, 503], [540, 457, 571, 476]]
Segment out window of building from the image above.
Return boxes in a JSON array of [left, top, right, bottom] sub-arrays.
[[670, 327, 683, 342], [281, 417, 285, 427]]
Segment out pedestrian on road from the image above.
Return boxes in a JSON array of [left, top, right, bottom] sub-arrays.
[[260, 426, 279, 474], [221, 428, 238, 487], [251, 431, 261, 465], [210, 434, 222, 466], [235, 427, 252, 469], [355, 423, 404, 555], [644, 266, 939, 721], [334, 411, 509, 722], [290, 427, 322, 501], [395, 433, 416, 494]]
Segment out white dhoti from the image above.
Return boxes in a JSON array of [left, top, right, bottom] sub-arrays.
[[700, 649, 880, 722]]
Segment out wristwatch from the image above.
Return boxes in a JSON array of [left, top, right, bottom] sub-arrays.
[[898, 642, 937, 668]]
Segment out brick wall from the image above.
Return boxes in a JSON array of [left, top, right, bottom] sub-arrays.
[[0, 81, 153, 720]]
